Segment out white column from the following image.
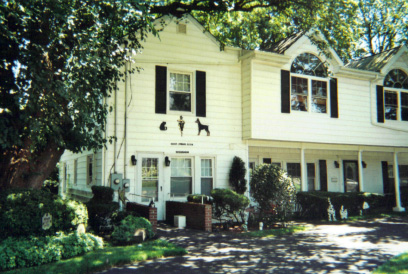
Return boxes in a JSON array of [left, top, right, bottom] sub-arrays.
[[393, 152, 405, 212], [358, 150, 364, 192], [301, 148, 307, 191]]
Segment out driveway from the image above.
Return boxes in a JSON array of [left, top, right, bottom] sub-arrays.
[[99, 217, 408, 273]]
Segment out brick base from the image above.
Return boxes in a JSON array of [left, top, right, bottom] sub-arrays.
[[126, 202, 157, 233], [166, 201, 212, 232]]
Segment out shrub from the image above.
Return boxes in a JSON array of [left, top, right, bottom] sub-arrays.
[[211, 188, 249, 224], [250, 164, 297, 224], [296, 191, 387, 220], [229, 156, 247, 194], [187, 194, 212, 204], [89, 186, 114, 203], [0, 232, 103, 271], [0, 189, 88, 239], [111, 216, 154, 245]]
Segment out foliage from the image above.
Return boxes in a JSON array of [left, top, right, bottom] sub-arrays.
[[41, 179, 59, 195], [228, 156, 247, 194], [250, 164, 297, 224], [2, 239, 186, 274], [111, 216, 154, 245], [241, 225, 306, 238], [0, 232, 103, 271], [211, 188, 249, 224], [187, 194, 212, 204], [0, 189, 87, 239], [89, 186, 114, 203], [373, 251, 408, 274], [296, 191, 387, 220]]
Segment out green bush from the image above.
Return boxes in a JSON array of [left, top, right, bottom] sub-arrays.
[[111, 216, 154, 245], [250, 164, 297, 224], [187, 194, 212, 204], [0, 232, 103, 271], [296, 191, 387, 220], [0, 189, 88, 239], [229, 156, 247, 194], [211, 188, 250, 224], [89, 186, 114, 203]]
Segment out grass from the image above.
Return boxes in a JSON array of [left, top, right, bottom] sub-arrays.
[[373, 252, 408, 274], [4, 239, 187, 274], [241, 225, 307, 238]]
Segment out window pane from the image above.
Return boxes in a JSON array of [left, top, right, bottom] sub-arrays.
[[307, 163, 315, 191], [291, 95, 308, 111], [170, 92, 191, 111], [263, 158, 272, 164], [287, 163, 301, 177], [384, 69, 408, 89], [312, 80, 327, 113], [201, 178, 213, 196], [142, 158, 158, 202], [171, 177, 192, 196], [401, 93, 408, 121], [384, 91, 398, 120], [291, 76, 308, 95], [290, 53, 328, 77], [201, 159, 212, 177]]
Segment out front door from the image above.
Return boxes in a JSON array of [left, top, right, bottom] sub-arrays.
[[343, 160, 359, 192], [137, 154, 164, 219]]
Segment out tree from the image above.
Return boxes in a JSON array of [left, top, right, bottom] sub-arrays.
[[229, 156, 247, 194], [0, 0, 323, 190]]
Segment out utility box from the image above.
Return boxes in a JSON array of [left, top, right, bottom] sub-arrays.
[[111, 173, 122, 190], [174, 215, 186, 229], [122, 179, 130, 192]]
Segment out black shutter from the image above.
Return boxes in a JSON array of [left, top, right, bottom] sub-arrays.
[[381, 161, 390, 194], [281, 70, 290, 113], [155, 66, 167, 114], [330, 78, 338, 118], [196, 71, 206, 117], [319, 160, 328, 191], [377, 85, 384, 123]]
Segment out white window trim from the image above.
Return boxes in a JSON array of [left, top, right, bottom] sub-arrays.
[[167, 70, 195, 115], [291, 74, 330, 115], [384, 88, 408, 122]]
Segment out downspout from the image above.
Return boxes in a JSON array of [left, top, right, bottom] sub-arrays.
[[124, 61, 128, 178]]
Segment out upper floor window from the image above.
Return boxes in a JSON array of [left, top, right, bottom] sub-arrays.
[[383, 69, 408, 121], [169, 72, 192, 112], [290, 53, 329, 114]]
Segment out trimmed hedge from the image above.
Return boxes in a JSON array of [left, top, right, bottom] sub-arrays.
[[89, 186, 114, 203], [296, 191, 387, 220], [211, 188, 249, 224], [0, 189, 88, 239], [111, 216, 154, 245], [0, 232, 103, 271]]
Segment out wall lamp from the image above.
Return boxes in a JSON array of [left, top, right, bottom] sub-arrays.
[[165, 156, 171, 167], [334, 161, 340, 168], [362, 161, 367, 168], [131, 155, 137, 166]]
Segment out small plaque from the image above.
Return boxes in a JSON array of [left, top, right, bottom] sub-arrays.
[[42, 213, 52, 230], [331, 177, 338, 183]]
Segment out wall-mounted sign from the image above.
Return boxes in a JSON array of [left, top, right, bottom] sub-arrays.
[[176, 151, 189, 154], [42, 213, 52, 230], [331, 177, 338, 183], [171, 143, 193, 146]]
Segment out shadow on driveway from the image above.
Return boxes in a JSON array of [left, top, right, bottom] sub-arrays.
[[99, 217, 408, 274]]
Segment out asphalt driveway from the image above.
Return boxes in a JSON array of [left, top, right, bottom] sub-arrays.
[[99, 217, 408, 274]]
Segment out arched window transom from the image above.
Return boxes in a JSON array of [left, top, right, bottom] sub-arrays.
[[383, 69, 408, 121], [290, 53, 329, 114]]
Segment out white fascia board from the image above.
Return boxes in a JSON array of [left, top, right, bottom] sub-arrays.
[[336, 67, 380, 80], [240, 50, 291, 66], [380, 45, 408, 75]]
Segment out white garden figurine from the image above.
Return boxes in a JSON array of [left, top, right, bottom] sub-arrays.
[[327, 198, 336, 221], [340, 205, 348, 220]]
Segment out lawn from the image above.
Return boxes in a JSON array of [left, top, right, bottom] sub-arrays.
[[241, 225, 307, 238], [373, 252, 408, 274], [4, 239, 187, 274]]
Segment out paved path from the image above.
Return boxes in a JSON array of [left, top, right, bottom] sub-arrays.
[[99, 217, 408, 273]]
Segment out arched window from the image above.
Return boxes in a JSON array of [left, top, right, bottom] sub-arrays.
[[290, 53, 329, 113], [383, 69, 408, 121]]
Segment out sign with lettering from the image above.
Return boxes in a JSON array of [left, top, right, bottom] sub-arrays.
[[42, 213, 52, 230]]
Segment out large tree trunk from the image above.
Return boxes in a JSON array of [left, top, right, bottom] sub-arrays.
[[0, 142, 64, 190]]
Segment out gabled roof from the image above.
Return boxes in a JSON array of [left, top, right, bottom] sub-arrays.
[[263, 32, 304, 54], [345, 46, 402, 72]]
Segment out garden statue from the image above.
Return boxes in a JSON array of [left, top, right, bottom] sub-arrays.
[[340, 205, 348, 220], [327, 198, 336, 221], [360, 201, 369, 215], [259, 222, 263, 231]]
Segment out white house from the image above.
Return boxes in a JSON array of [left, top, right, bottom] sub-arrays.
[[59, 15, 408, 219]]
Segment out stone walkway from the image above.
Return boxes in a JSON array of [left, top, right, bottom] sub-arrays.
[[99, 217, 408, 273]]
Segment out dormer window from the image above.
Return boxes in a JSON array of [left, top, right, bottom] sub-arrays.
[[383, 69, 408, 121], [290, 53, 329, 113]]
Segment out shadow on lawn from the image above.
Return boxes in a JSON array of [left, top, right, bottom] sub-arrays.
[[100, 217, 408, 274]]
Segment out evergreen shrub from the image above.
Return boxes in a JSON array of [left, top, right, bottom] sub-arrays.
[[229, 156, 247, 194], [0, 232, 103, 271], [0, 189, 87, 239], [211, 188, 249, 224], [111, 215, 154, 245], [187, 194, 212, 204]]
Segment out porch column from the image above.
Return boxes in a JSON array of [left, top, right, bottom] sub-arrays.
[[301, 148, 307, 191], [393, 152, 405, 212], [358, 150, 364, 192]]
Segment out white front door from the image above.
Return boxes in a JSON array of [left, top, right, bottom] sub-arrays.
[[137, 154, 164, 220]]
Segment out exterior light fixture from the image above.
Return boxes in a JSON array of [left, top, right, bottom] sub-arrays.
[[131, 155, 137, 166], [362, 161, 367, 168], [334, 161, 340, 168], [165, 156, 171, 167]]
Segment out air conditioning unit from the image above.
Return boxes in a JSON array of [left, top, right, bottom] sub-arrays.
[[174, 215, 186, 228]]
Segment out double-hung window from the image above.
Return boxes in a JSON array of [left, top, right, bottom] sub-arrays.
[[287, 163, 301, 191], [201, 159, 213, 196], [384, 69, 408, 122], [171, 158, 193, 197], [169, 72, 192, 112], [290, 53, 329, 114]]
